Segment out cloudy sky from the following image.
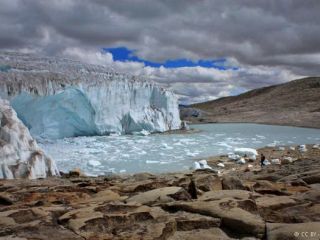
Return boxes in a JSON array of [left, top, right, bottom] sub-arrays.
[[1, 0, 320, 103]]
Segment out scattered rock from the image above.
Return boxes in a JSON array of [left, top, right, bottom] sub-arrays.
[[168, 228, 233, 240], [193, 173, 220, 192], [68, 168, 85, 178], [127, 186, 191, 205], [0, 143, 319, 239], [217, 163, 225, 168], [164, 200, 265, 238], [221, 175, 247, 190], [271, 159, 281, 165], [253, 180, 288, 195], [199, 190, 255, 201], [187, 179, 197, 199], [172, 211, 221, 231], [301, 172, 320, 184], [282, 157, 293, 164], [256, 196, 296, 209], [0, 193, 14, 205]]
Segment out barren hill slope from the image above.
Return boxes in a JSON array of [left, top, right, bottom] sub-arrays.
[[181, 77, 320, 128]]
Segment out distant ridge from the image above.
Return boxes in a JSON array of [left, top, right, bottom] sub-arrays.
[[181, 77, 320, 129]]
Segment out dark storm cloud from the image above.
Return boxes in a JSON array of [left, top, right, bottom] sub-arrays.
[[0, 0, 319, 103]]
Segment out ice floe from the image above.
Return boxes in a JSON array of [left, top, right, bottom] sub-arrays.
[[87, 160, 101, 167]]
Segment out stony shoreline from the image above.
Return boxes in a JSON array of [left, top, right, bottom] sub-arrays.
[[0, 144, 319, 239]]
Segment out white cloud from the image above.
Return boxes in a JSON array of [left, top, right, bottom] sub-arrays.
[[61, 48, 303, 104], [62, 47, 113, 65], [0, 0, 314, 103]]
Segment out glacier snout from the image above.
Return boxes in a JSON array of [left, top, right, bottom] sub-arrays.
[[0, 53, 181, 139]]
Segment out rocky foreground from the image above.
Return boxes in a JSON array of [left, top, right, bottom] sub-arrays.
[[0, 145, 320, 239]]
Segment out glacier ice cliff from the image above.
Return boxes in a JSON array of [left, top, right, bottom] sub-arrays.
[[0, 52, 181, 139], [0, 99, 59, 179]]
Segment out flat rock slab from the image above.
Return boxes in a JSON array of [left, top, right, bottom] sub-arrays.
[[126, 186, 191, 205], [59, 203, 177, 239], [168, 228, 236, 240], [164, 200, 265, 238], [171, 211, 221, 231], [256, 195, 296, 209], [199, 190, 256, 201]]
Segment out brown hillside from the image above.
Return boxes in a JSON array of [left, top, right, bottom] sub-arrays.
[[182, 77, 320, 128]]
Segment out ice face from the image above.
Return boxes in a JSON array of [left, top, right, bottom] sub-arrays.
[[0, 99, 59, 179], [0, 52, 181, 139], [11, 89, 97, 139]]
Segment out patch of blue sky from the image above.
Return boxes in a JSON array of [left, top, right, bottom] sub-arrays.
[[104, 47, 239, 70]]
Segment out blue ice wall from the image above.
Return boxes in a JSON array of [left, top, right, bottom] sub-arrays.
[[11, 88, 98, 139]]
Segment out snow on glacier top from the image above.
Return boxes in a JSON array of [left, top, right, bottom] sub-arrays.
[[0, 51, 174, 97], [0, 51, 149, 84]]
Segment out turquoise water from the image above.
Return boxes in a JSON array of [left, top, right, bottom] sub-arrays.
[[40, 123, 320, 175]]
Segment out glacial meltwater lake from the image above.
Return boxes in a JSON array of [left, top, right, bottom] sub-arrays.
[[39, 123, 320, 176]]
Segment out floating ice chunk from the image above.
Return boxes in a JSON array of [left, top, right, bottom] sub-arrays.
[[217, 163, 225, 168], [228, 153, 240, 161], [87, 160, 101, 167], [237, 158, 246, 164], [263, 159, 271, 165], [146, 160, 159, 164], [186, 152, 199, 157], [109, 133, 120, 137], [193, 161, 201, 170], [267, 143, 277, 147], [132, 130, 151, 136], [256, 135, 266, 139], [312, 144, 320, 149], [298, 145, 307, 152], [162, 143, 173, 150], [234, 148, 258, 158], [198, 160, 212, 169], [119, 169, 127, 173], [198, 159, 208, 165], [282, 157, 293, 164], [139, 130, 151, 136], [271, 159, 281, 165], [289, 146, 296, 151], [216, 142, 233, 148], [137, 150, 147, 155], [215, 133, 226, 137]]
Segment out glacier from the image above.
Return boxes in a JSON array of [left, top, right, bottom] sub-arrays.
[[0, 99, 59, 179], [0, 52, 181, 139]]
